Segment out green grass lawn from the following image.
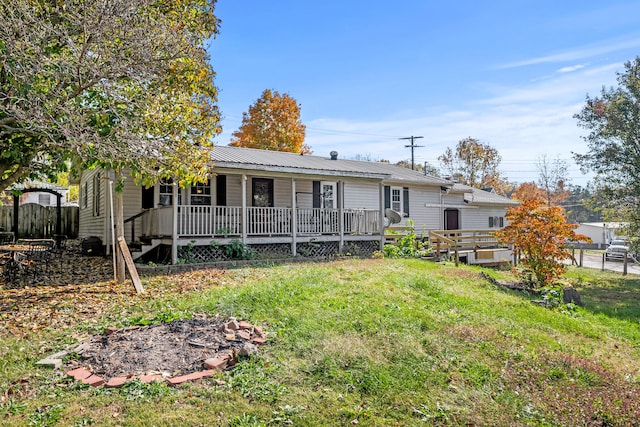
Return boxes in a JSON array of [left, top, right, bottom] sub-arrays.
[[2, 259, 640, 426]]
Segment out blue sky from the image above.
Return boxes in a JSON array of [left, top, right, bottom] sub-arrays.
[[208, 1, 640, 186]]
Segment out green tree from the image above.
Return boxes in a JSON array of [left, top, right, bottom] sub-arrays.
[[1, 0, 221, 282], [231, 89, 310, 153], [562, 184, 601, 224], [438, 137, 510, 194], [574, 58, 640, 246], [1, 0, 220, 189]]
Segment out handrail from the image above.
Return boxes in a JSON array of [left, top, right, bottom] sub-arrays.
[[123, 210, 149, 243], [428, 229, 502, 266], [124, 210, 147, 224]]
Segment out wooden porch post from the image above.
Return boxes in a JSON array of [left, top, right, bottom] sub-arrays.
[[291, 178, 297, 256], [379, 182, 385, 250], [241, 174, 247, 244], [338, 180, 344, 253], [171, 182, 178, 264]]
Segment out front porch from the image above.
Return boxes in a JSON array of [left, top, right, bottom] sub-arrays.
[[128, 205, 383, 263]]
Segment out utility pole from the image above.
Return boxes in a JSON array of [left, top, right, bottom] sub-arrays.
[[400, 136, 424, 170]]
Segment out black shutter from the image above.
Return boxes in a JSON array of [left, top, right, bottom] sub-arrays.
[[384, 186, 390, 209], [499, 217, 504, 227], [403, 187, 410, 217], [313, 181, 321, 208], [489, 217, 494, 227], [216, 175, 227, 206], [142, 186, 154, 209]]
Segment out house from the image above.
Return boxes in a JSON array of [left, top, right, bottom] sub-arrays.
[[2, 181, 73, 207], [77, 146, 517, 264], [575, 222, 628, 248]]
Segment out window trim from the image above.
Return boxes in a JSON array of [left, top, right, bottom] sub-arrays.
[[391, 186, 403, 214], [320, 181, 337, 209]]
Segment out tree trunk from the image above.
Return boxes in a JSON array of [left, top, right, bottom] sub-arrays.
[[113, 172, 126, 283]]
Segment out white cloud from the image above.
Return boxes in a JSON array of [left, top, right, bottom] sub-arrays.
[[304, 62, 625, 185], [558, 64, 586, 73], [498, 36, 640, 69]]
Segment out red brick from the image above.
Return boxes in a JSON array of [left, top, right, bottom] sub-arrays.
[[105, 377, 129, 388], [66, 367, 92, 380], [82, 374, 105, 387], [236, 330, 251, 341], [251, 336, 266, 345], [105, 327, 119, 335], [139, 374, 164, 383], [224, 320, 239, 330], [200, 369, 216, 378], [238, 321, 252, 330], [167, 371, 206, 386], [204, 357, 228, 371], [253, 325, 263, 336]]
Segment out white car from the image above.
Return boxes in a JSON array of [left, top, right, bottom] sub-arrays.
[[605, 240, 631, 261]]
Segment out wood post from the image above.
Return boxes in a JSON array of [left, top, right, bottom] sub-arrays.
[[117, 236, 144, 293]]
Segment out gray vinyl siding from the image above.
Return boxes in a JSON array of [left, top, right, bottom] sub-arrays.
[[225, 175, 243, 206], [78, 169, 107, 241], [295, 180, 314, 209], [274, 179, 292, 207], [343, 181, 379, 210], [399, 185, 445, 231], [461, 207, 509, 230]]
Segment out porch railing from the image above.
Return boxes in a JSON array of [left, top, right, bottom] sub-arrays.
[[170, 205, 380, 238]]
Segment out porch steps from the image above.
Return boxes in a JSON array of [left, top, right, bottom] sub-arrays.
[[128, 238, 162, 259]]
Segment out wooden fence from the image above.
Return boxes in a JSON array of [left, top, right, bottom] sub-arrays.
[[0, 203, 79, 238]]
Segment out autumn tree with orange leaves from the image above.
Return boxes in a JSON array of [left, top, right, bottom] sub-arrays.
[[231, 89, 311, 154], [496, 198, 591, 288], [511, 182, 547, 204]]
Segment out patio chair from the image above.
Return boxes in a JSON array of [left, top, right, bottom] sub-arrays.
[[52, 235, 68, 270], [16, 239, 54, 282], [0, 232, 14, 245]]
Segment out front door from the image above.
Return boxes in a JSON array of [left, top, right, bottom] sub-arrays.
[[444, 208, 459, 230], [252, 178, 274, 207], [321, 181, 337, 209]]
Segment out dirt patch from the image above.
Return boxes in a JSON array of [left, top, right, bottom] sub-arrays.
[[69, 315, 264, 380]]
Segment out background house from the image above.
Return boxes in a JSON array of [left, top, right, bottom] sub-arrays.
[[575, 222, 627, 247]]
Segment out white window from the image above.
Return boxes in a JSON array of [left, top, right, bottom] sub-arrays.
[[38, 194, 51, 205], [190, 179, 211, 205], [321, 181, 337, 209], [159, 179, 174, 206], [391, 187, 402, 213]]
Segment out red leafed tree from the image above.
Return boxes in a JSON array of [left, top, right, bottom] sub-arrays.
[[230, 89, 310, 154], [496, 198, 591, 288]]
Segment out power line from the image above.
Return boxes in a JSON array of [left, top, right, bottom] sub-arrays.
[[400, 136, 424, 170]]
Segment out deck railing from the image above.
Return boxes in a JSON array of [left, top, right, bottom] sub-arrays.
[[247, 207, 292, 235], [169, 206, 380, 238]]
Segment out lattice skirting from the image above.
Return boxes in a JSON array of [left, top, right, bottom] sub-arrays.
[[176, 240, 379, 264]]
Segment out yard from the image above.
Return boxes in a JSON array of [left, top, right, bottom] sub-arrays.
[[1, 257, 640, 426]]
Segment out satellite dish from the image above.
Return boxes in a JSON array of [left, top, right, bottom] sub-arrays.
[[385, 208, 402, 225]]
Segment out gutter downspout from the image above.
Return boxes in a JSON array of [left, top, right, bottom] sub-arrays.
[[291, 178, 297, 256], [171, 182, 178, 264], [241, 174, 247, 244]]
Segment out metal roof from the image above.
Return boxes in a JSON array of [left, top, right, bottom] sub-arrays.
[[451, 183, 519, 206], [210, 146, 450, 185]]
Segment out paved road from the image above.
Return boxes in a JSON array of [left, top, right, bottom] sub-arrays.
[[572, 251, 640, 275]]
